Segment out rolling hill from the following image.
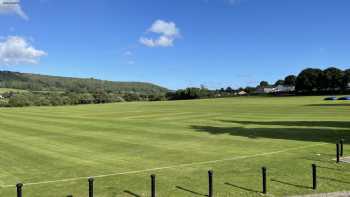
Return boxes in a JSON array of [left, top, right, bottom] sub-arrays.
[[0, 71, 168, 94]]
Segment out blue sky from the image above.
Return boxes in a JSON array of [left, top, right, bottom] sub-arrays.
[[0, 0, 349, 89]]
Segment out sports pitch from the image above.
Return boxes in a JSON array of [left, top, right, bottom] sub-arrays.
[[0, 96, 349, 197]]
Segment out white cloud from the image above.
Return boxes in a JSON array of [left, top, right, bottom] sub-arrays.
[[139, 36, 175, 47], [139, 37, 155, 47], [139, 20, 180, 48], [0, 36, 47, 65], [0, 0, 28, 20], [148, 20, 179, 37]]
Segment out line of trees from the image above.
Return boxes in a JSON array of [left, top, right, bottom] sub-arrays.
[[295, 67, 350, 94], [172, 66, 350, 100], [257, 67, 350, 94], [166, 86, 257, 100], [0, 91, 166, 107], [166, 86, 213, 100]]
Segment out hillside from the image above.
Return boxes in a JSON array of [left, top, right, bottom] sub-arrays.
[[0, 71, 168, 94]]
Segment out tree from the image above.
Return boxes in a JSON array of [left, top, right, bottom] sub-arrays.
[[284, 75, 297, 86], [123, 93, 141, 102], [295, 68, 323, 93], [8, 93, 34, 107], [79, 93, 94, 104], [49, 93, 65, 106], [92, 90, 111, 103], [320, 67, 344, 91], [259, 81, 269, 87], [225, 87, 233, 93], [274, 80, 285, 86], [148, 94, 165, 101], [343, 69, 350, 90], [244, 87, 256, 94]]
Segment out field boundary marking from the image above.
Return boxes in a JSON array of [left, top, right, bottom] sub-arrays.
[[1, 143, 326, 188]]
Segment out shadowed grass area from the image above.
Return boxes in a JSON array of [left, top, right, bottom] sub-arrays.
[[305, 103, 350, 107], [219, 120, 350, 129], [191, 125, 349, 144], [0, 96, 349, 196]]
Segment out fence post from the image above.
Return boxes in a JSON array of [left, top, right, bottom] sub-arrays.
[[340, 139, 344, 157], [262, 167, 267, 194], [88, 177, 94, 197], [337, 143, 340, 163], [208, 170, 213, 197], [16, 183, 23, 197], [151, 174, 156, 197], [312, 164, 317, 190]]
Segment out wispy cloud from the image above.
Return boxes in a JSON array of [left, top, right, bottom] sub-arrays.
[[0, 0, 28, 20], [0, 36, 47, 65], [226, 0, 242, 6], [204, 0, 245, 6], [139, 20, 180, 48], [123, 50, 132, 56], [121, 49, 135, 65]]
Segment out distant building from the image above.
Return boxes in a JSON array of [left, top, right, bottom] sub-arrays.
[[0, 95, 4, 99], [274, 85, 295, 93], [255, 85, 295, 94], [238, 91, 247, 95], [255, 86, 275, 94]]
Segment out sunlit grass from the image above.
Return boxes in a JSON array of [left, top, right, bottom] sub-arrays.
[[0, 96, 349, 196]]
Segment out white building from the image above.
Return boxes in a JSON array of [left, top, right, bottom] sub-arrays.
[[274, 85, 295, 93], [238, 91, 247, 95], [256, 85, 295, 94], [0, 95, 4, 99], [255, 87, 275, 94]]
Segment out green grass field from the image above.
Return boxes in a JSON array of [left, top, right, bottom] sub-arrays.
[[0, 96, 349, 197]]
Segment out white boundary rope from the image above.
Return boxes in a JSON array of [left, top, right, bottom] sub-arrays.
[[1, 143, 326, 188]]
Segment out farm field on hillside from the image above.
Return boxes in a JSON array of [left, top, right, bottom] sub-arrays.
[[0, 96, 349, 197], [0, 88, 28, 94]]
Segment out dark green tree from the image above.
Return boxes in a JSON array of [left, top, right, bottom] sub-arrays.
[[259, 81, 269, 87], [343, 69, 350, 90], [225, 87, 233, 93], [284, 75, 297, 86], [274, 80, 285, 86], [295, 68, 323, 93], [320, 67, 344, 91]]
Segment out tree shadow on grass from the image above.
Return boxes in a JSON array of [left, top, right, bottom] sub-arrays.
[[318, 176, 350, 185], [191, 125, 350, 144], [124, 190, 141, 197], [305, 104, 350, 107], [175, 186, 208, 196], [317, 165, 344, 172], [224, 182, 260, 193], [271, 179, 311, 189], [219, 120, 350, 129], [301, 157, 335, 164]]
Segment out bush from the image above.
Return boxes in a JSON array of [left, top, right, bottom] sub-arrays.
[[8, 93, 34, 107]]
